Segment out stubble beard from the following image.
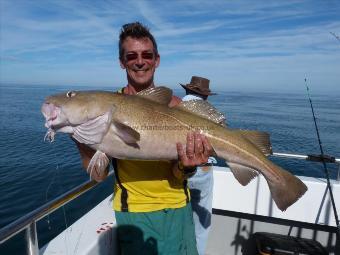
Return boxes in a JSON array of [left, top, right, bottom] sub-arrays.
[[127, 71, 155, 92]]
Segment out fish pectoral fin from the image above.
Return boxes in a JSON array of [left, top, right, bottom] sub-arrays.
[[112, 121, 141, 144], [73, 111, 112, 145], [228, 162, 259, 186], [87, 150, 110, 182], [233, 130, 272, 156], [136, 86, 173, 105], [176, 100, 227, 126]]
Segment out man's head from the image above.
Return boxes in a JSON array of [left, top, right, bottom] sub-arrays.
[[119, 22, 160, 91]]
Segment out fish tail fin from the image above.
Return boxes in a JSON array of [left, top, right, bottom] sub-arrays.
[[268, 165, 308, 211], [211, 134, 307, 211]]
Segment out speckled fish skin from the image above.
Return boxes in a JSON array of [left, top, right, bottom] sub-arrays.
[[41, 89, 307, 211]]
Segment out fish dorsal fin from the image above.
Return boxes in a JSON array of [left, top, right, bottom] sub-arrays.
[[228, 162, 259, 185], [136, 86, 173, 105], [234, 130, 272, 156], [176, 100, 227, 126]]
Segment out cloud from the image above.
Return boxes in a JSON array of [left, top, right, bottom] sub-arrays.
[[1, 0, 339, 92]]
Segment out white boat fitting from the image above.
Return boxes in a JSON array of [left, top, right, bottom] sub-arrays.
[[0, 153, 339, 254]]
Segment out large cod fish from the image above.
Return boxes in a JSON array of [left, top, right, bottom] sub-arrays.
[[41, 86, 307, 211]]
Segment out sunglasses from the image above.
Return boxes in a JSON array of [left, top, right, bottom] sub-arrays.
[[124, 52, 155, 62]]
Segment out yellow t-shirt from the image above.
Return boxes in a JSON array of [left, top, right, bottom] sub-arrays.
[[113, 159, 189, 212]]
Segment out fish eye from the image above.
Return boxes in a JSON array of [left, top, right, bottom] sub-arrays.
[[66, 91, 76, 98]]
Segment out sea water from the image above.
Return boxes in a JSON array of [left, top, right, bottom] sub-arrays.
[[0, 84, 339, 253]]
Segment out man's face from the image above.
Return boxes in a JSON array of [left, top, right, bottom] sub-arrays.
[[120, 36, 160, 90]]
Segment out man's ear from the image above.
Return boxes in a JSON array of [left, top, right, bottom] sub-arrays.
[[155, 54, 160, 68], [120, 59, 126, 69]]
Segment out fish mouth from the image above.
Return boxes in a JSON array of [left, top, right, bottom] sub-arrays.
[[41, 102, 61, 129], [41, 102, 64, 142]]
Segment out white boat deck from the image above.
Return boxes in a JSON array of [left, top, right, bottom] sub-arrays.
[[40, 196, 118, 255]]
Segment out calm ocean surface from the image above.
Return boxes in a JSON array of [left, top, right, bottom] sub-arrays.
[[0, 84, 339, 253]]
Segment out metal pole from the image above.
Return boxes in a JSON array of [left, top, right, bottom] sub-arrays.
[[272, 152, 308, 160], [25, 221, 39, 255]]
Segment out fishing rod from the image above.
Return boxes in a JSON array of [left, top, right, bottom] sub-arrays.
[[304, 78, 340, 238], [330, 31, 340, 43]]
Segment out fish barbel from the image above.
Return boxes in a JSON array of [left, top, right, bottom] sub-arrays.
[[41, 87, 307, 211]]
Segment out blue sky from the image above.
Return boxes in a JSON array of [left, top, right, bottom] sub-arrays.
[[1, 0, 340, 92]]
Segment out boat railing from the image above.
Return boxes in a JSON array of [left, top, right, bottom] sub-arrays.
[[0, 171, 115, 255], [0, 153, 339, 255]]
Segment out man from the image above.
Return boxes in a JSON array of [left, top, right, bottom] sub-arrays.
[[180, 76, 226, 255], [83, 22, 211, 254]]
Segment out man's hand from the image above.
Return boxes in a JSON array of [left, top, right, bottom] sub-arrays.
[[71, 137, 96, 170], [176, 131, 213, 167], [172, 131, 213, 179]]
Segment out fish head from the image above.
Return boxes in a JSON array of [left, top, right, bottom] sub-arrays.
[[41, 90, 117, 143]]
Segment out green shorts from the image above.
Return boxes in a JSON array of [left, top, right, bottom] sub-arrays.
[[115, 203, 198, 255]]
